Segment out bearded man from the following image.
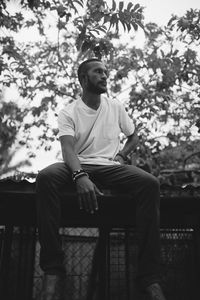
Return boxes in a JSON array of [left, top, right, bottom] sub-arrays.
[[36, 58, 166, 300]]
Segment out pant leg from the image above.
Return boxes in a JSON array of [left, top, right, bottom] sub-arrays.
[[36, 162, 74, 275], [89, 164, 161, 288]]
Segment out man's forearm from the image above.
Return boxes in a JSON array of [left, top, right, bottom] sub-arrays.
[[62, 147, 82, 172], [60, 136, 99, 214], [120, 132, 139, 158], [60, 135, 82, 172]]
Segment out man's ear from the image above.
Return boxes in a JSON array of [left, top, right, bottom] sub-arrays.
[[81, 74, 87, 86]]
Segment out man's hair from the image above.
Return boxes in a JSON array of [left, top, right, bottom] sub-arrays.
[[77, 58, 101, 85]]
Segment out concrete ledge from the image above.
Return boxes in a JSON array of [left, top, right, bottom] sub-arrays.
[[0, 179, 200, 228]]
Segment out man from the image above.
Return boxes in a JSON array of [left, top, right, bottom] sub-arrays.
[[36, 58, 166, 300]]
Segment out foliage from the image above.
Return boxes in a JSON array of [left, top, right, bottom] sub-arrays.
[[0, 0, 144, 174], [0, 95, 31, 175], [0, 98, 30, 175], [0, 1, 200, 175], [169, 9, 200, 41], [107, 15, 200, 173]]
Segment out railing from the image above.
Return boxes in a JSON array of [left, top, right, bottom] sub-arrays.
[[0, 179, 200, 300]]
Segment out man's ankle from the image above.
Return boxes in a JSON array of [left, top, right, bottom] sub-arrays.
[[145, 282, 166, 300]]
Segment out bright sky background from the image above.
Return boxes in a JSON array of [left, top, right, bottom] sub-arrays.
[[117, 0, 200, 46], [7, 0, 200, 26], [134, 0, 200, 25], [6, 0, 200, 47], [4, 0, 200, 174]]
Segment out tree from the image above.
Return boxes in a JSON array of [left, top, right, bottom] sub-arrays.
[[1, 1, 200, 176], [0, 0, 144, 175], [106, 10, 200, 172], [0, 94, 31, 176]]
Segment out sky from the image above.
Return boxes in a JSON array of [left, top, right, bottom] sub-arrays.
[[135, 0, 200, 25], [6, 0, 200, 45], [117, 0, 200, 46], [6, 0, 200, 47], [4, 0, 200, 174], [7, 0, 200, 25]]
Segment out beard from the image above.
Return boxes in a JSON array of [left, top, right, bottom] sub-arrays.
[[86, 76, 107, 94]]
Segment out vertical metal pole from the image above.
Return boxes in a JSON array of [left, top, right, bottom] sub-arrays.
[[16, 226, 23, 300], [15, 226, 37, 300], [107, 228, 110, 300], [0, 225, 14, 300], [193, 226, 200, 288], [98, 227, 110, 300], [125, 228, 130, 300], [29, 227, 37, 300]]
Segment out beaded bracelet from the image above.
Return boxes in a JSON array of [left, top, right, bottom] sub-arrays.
[[72, 169, 89, 182], [73, 172, 89, 182]]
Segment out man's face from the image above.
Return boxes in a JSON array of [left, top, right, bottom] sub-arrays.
[[85, 61, 108, 94]]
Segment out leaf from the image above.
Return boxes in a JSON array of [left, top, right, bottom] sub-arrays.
[[115, 19, 119, 32], [127, 23, 131, 32], [69, 1, 78, 13], [167, 15, 178, 27], [127, 2, 133, 11], [88, 31, 96, 38], [90, 29, 101, 35], [101, 25, 108, 30], [50, 6, 57, 10], [132, 3, 140, 13], [119, 1, 124, 12], [160, 49, 165, 58], [98, 26, 107, 33], [74, 0, 84, 7], [173, 50, 179, 56], [132, 23, 138, 31], [121, 21, 127, 32], [112, 0, 116, 11], [136, 20, 144, 29]]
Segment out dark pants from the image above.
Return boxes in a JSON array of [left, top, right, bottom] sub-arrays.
[[36, 162, 161, 288]]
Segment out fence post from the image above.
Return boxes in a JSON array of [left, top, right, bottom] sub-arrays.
[[0, 225, 14, 300], [98, 227, 110, 300]]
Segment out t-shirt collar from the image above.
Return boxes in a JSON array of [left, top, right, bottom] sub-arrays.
[[78, 96, 103, 113]]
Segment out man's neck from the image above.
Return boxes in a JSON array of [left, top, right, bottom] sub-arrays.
[[82, 91, 101, 111]]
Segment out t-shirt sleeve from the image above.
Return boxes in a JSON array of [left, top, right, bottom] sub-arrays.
[[58, 109, 75, 137], [119, 103, 135, 136]]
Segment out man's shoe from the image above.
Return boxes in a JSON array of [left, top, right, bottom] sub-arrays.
[[39, 274, 66, 300], [146, 283, 166, 300]]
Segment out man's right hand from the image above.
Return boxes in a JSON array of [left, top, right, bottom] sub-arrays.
[[75, 175, 103, 214]]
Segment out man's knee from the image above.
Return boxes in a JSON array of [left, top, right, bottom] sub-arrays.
[[36, 166, 53, 187], [146, 174, 160, 191], [139, 173, 160, 200], [36, 163, 66, 188]]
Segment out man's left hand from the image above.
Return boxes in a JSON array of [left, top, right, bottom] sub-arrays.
[[114, 154, 126, 165]]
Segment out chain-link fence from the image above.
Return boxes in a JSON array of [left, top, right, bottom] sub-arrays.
[[0, 226, 199, 300]]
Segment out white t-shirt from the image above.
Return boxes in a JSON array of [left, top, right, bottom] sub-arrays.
[[58, 96, 135, 165]]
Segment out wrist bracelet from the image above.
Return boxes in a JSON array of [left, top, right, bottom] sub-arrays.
[[72, 169, 88, 182], [117, 152, 127, 160], [73, 172, 88, 182]]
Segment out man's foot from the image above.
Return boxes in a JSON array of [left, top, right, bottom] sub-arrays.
[[39, 274, 66, 300], [146, 283, 166, 300]]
